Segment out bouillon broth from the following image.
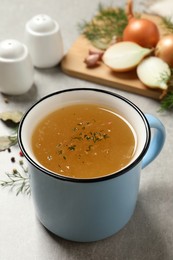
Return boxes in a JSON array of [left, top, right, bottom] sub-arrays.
[[32, 104, 137, 179]]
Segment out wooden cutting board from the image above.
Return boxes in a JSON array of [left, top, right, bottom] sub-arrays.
[[61, 13, 167, 100]]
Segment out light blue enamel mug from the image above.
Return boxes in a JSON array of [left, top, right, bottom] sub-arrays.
[[18, 88, 165, 242]]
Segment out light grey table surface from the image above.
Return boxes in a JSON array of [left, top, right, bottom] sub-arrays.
[[0, 0, 172, 259]]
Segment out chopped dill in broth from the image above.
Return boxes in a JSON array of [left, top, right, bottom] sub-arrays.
[[32, 104, 136, 179]]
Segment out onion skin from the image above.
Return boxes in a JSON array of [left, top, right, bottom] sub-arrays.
[[123, 0, 160, 48], [123, 19, 160, 48], [155, 35, 173, 68]]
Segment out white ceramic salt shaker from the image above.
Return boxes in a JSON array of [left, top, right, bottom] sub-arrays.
[[25, 14, 64, 68], [0, 39, 34, 95]]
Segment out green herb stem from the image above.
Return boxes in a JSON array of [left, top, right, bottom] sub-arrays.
[[160, 91, 173, 111], [0, 163, 30, 196], [78, 4, 128, 49], [162, 17, 173, 33]]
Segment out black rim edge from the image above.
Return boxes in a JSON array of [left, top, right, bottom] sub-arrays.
[[18, 88, 151, 183]]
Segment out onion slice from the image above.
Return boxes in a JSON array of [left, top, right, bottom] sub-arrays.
[[137, 57, 171, 90], [102, 41, 152, 72]]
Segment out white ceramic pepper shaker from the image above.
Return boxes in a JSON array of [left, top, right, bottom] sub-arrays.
[[25, 14, 64, 68], [0, 39, 34, 95]]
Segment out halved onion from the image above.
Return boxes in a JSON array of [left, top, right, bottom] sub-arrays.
[[137, 57, 171, 90], [102, 41, 152, 72]]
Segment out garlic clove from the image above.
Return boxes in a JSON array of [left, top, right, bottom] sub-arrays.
[[84, 53, 101, 68], [88, 49, 104, 60], [102, 41, 152, 72], [137, 57, 171, 90]]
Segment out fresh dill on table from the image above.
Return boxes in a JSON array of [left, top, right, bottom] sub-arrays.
[[0, 160, 30, 196], [160, 91, 173, 110], [160, 67, 173, 111], [0, 111, 30, 196]]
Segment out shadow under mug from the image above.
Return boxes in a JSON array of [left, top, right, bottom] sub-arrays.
[[18, 88, 166, 242]]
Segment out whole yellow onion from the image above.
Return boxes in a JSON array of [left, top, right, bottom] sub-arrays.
[[123, 0, 160, 48], [155, 34, 173, 68], [123, 18, 160, 48]]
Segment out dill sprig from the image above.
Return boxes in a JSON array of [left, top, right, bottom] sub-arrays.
[[162, 16, 173, 33], [160, 68, 173, 111], [160, 92, 173, 111], [78, 4, 128, 49], [0, 160, 30, 196]]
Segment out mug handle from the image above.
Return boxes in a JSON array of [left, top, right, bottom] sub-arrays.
[[142, 114, 166, 169]]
